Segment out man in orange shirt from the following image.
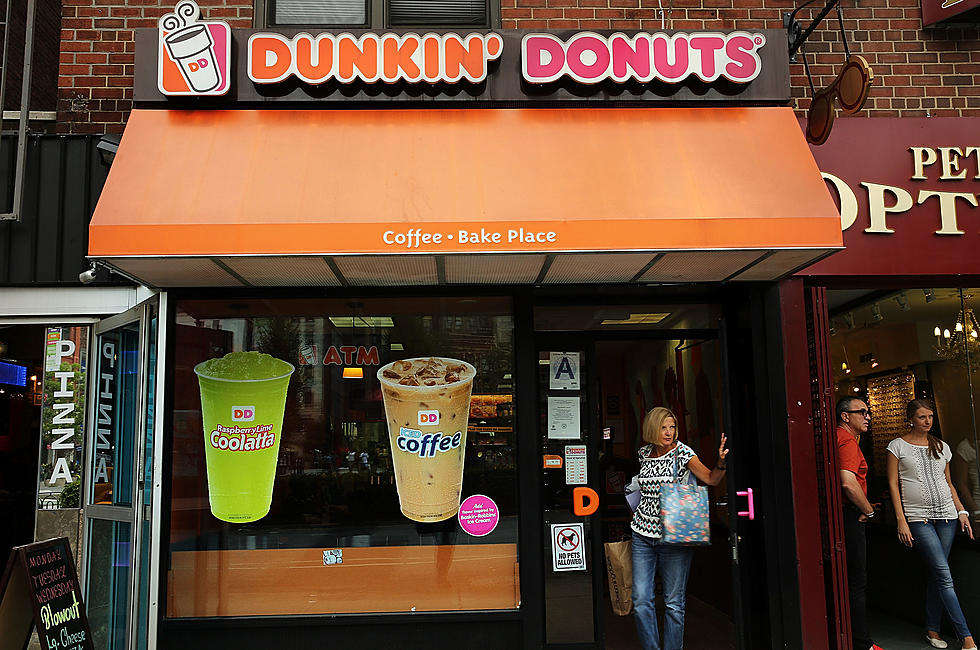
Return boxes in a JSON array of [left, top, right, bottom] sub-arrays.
[[837, 396, 885, 650]]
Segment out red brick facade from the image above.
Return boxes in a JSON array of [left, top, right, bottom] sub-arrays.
[[56, 0, 980, 133], [57, 0, 252, 132]]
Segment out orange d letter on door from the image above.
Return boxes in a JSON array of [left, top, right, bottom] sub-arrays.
[[573, 487, 599, 516]]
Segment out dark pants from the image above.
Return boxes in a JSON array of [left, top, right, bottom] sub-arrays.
[[843, 505, 873, 650]]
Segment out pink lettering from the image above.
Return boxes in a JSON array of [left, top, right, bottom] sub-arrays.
[[689, 35, 725, 80], [652, 35, 690, 81], [566, 34, 610, 82], [724, 34, 763, 81], [611, 35, 651, 81], [522, 35, 565, 82]]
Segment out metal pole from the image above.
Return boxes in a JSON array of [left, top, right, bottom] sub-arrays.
[[960, 289, 980, 518], [0, 0, 37, 222]]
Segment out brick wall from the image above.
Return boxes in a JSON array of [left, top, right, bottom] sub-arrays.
[[57, 0, 252, 133], [500, 0, 980, 117], [57, 0, 979, 133]]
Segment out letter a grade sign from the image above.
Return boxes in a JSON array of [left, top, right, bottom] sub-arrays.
[[551, 523, 586, 571], [550, 352, 580, 390]]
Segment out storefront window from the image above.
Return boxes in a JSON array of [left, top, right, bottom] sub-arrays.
[[829, 287, 980, 640], [167, 296, 518, 617]]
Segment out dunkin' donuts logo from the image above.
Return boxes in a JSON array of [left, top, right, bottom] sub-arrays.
[[158, 0, 231, 96], [397, 427, 462, 458], [232, 406, 255, 422], [418, 410, 440, 425]]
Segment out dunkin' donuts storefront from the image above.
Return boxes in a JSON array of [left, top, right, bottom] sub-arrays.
[[77, 3, 843, 649]]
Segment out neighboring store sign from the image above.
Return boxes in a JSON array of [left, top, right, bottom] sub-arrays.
[[799, 118, 980, 277], [521, 31, 766, 85], [922, 0, 980, 26], [93, 339, 115, 487], [551, 523, 586, 571], [0, 538, 94, 650], [135, 22, 791, 104], [39, 328, 87, 494], [549, 352, 580, 390], [157, 0, 230, 96]]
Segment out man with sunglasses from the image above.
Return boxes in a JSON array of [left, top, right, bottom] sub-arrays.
[[837, 397, 886, 650]]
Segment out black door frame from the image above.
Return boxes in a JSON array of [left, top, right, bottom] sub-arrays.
[[528, 313, 751, 650]]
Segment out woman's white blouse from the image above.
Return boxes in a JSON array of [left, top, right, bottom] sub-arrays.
[[887, 437, 956, 521], [631, 442, 695, 539]]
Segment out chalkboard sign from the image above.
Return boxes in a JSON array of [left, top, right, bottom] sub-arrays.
[[0, 537, 93, 650]]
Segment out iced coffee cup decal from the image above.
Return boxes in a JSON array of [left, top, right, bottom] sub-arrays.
[[195, 351, 294, 523], [158, 0, 230, 96], [378, 357, 476, 522]]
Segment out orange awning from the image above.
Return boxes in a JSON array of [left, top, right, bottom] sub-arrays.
[[88, 107, 841, 287]]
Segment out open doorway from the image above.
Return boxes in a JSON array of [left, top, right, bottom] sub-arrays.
[[0, 324, 44, 567], [594, 339, 736, 650]]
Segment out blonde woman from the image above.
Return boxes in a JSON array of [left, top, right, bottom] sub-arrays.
[[631, 407, 729, 650]]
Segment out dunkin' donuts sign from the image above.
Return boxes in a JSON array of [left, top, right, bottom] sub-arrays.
[[147, 1, 777, 101], [521, 32, 766, 84]]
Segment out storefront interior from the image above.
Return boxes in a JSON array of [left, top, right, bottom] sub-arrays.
[[829, 287, 980, 647]]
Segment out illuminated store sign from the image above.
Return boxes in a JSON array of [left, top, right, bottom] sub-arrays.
[[247, 32, 503, 85], [521, 32, 766, 85], [800, 118, 980, 277], [140, 1, 785, 103]]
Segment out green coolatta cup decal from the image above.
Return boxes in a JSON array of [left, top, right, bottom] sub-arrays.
[[194, 351, 294, 523], [378, 357, 476, 522]]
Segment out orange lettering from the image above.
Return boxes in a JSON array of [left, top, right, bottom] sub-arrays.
[[383, 35, 421, 81], [444, 34, 486, 81], [423, 35, 441, 80], [295, 34, 334, 83], [248, 35, 292, 83], [338, 35, 379, 81]]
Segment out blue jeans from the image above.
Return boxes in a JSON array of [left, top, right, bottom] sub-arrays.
[[632, 533, 695, 650], [909, 519, 972, 640]]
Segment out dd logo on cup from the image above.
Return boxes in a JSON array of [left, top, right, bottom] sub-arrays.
[[232, 406, 255, 422], [418, 410, 440, 425], [157, 0, 231, 96]]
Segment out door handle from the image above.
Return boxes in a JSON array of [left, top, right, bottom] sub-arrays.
[[736, 488, 755, 520], [573, 487, 599, 516]]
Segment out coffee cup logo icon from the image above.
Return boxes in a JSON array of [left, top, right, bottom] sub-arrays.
[[158, 0, 230, 96]]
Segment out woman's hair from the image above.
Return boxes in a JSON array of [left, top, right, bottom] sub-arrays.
[[907, 398, 944, 460], [642, 407, 677, 446]]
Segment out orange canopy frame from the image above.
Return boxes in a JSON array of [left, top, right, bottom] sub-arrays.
[[87, 107, 841, 286]]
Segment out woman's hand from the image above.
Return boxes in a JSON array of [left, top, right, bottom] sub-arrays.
[[897, 520, 914, 547], [718, 433, 729, 467], [959, 512, 974, 540]]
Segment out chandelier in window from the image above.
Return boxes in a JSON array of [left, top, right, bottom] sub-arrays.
[[935, 306, 980, 369]]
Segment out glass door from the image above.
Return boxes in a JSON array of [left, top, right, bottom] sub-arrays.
[[82, 295, 164, 650]]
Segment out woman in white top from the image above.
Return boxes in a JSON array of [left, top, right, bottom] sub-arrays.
[[887, 399, 975, 650]]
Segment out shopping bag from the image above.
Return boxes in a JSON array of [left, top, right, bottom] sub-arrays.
[[604, 538, 633, 615], [659, 449, 711, 546]]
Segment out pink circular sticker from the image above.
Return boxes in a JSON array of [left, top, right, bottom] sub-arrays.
[[458, 494, 499, 537]]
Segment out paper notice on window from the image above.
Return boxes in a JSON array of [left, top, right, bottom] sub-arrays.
[[548, 396, 580, 439], [565, 445, 587, 485]]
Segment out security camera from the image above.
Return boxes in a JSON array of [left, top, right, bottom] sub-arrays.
[[79, 264, 98, 284]]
